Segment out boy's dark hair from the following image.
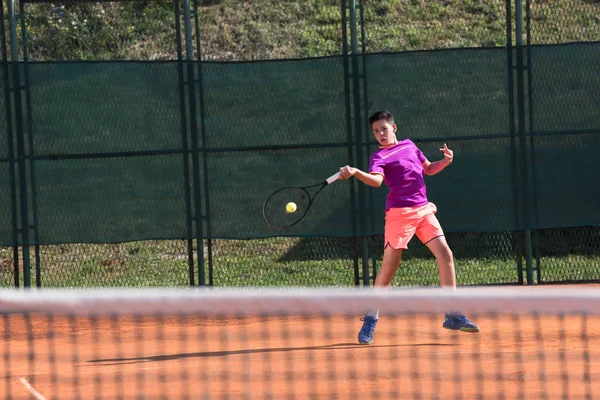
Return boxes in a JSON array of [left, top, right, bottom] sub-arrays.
[[369, 110, 394, 127]]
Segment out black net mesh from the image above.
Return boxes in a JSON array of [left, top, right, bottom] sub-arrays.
[[532, 134, 600, 229], [28, 62, 181, 155], [201, 57, 348, 149], [34, 156, 188, 244], [364, 49, 510, 138], [0, 246, 15, 286], [530, 43, 600, 134], [0, 163, 12, 247], [0, 63, 12, 250], [526, 3, 600, 285], [368, 232, 519, 287], [534, 227, 600, 283], [32, 241, 191, 287], [207, 238, 358, 287], [0, 65, 6, 161]]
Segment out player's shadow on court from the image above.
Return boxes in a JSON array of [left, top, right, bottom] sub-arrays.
[[88, 342, 457, 366]]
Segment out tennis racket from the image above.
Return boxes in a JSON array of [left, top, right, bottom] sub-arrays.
[[262, 171, 341, 229]]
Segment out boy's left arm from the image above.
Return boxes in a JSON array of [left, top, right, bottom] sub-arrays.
[[423, 143, 453, 176]]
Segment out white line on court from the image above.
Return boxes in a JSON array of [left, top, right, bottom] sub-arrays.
[[18, 377, 48, 400]]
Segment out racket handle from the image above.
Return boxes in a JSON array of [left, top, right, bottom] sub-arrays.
[[326, 172, 341, 185]]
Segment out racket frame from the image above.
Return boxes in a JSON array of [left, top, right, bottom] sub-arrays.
[[262, 172, 340, 229]]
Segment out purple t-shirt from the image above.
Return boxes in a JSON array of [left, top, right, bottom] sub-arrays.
[[368, 139, 429, 211]]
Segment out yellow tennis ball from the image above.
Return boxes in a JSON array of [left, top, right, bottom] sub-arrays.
[[286, 202, 297, 213]]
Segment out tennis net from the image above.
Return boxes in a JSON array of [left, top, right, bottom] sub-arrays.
[[0, 286, 598, 399]]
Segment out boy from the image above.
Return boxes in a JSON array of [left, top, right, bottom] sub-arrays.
[[338, 110, 479, 345]]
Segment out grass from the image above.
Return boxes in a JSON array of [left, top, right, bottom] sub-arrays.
[[4, 0, 599, 61]]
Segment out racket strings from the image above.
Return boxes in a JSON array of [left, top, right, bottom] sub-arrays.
[[263, 187, 311, 228]]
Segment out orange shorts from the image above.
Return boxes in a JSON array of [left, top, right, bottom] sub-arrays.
[[384, 202, 444, 250]]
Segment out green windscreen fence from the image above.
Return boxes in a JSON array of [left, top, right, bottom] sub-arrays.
[[29, 62, 182, 155], [0, 62, 11, 247], [533, 134, 600, 229], [1, 43, 599, 287], [202, 57, 348, 148], [365, 49, 510, 138], [201, 56, 354, 239], [1, 44, 599, 245], [363, 48, 514, 234], [530, 43, 600, 229], [0, 163, 10, 246], [26, 62, 188, 244], [34, 156, 189, 243], [0, 64, 6, 160], [531, 43, 600, 133]]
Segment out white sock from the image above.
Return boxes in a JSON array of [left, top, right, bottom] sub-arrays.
[[367, 310, 379, 319]]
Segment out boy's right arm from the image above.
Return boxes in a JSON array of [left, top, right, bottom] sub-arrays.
[[339, 165, 384, 187]]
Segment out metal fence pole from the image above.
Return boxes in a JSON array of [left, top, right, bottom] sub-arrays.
[[182, 0, 205, 285], [192, 0, 213, 286], [0, 0, 20, 287], [7, 0, 31, 287], [349, 0, 370, 287], [18, 3, 41, 287], [525, 0, 541, 283], [507, 0, 524, 286], [357, 0, 377, 284], [174, 0, 196, 286], [341, 0, 360, 286], [515, 0, 534, 285]]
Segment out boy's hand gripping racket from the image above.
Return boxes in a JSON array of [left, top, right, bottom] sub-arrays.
[[262, 172, 341, 229]]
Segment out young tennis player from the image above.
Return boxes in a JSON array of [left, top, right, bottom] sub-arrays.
[[339, 110, 479, 345]]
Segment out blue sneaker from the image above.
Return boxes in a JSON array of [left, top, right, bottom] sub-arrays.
[[443, 313, 480, 333], [358, 315, 378, 344]]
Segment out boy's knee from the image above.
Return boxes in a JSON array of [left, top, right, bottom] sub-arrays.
[[438, 246, 453, 264]]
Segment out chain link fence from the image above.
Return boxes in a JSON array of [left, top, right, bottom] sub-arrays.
[[526, 0, 600, 284], [1, 0, 598, 288]]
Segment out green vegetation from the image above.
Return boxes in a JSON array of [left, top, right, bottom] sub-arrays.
[[2, 233, 599, 287], [4, 0, 599, 61]]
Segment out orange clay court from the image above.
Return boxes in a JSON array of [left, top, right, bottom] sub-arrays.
[[1, 286, 600, 399]]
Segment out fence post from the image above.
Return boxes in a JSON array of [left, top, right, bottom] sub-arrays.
[[7, 0, 31, 287], [18, 3, 42, 287], [515, 0, 534, 285], [341, 0, 360, 286], [192, 0, 213, 286], [349, 0, 370, 287], [0, 1, 20, 287], [524, 0, 541, 283], [357, 1, 378, 284], [181, 0, 206, 285], [174, 0, 196, 286]]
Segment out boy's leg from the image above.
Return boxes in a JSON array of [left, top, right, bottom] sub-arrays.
[[359, 207, 417, 344], [416, 211, 480, 333], [424, 235, 455, 288], [368, 245, 403, 318], [425, 236, 479, 332], [375, 245, 403, 287], [358, 245, 403, 344], [415, 210, 456, 287]]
